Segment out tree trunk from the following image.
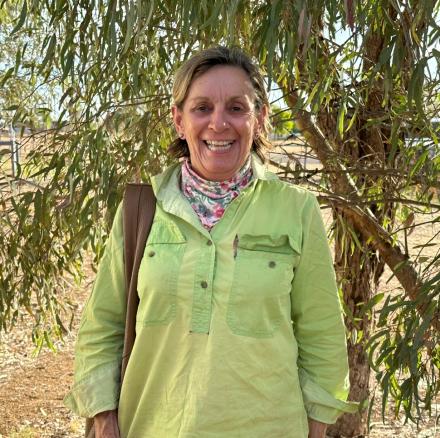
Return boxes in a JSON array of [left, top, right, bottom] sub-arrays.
[[328, 343, 370, 437], [327, 214, 382, 437]]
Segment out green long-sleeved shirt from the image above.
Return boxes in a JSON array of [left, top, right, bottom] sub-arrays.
[[65, 155, 357, 437]]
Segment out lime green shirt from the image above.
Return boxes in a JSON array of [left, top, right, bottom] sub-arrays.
[[65, 156, 357, 437]]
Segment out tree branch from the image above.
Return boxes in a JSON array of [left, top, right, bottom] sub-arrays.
[[321, 194, 439, 331], [282, 89, 439, 331]]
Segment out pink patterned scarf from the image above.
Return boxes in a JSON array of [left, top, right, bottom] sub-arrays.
[[181, 156, 253, 230]]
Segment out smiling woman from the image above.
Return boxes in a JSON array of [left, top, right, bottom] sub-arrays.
[[64, 46, 357, 438], [171, 65, 267, 181]]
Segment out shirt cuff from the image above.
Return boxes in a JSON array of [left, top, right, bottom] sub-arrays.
[[299, 368, 359, 424], [64, 362, 121, 418]]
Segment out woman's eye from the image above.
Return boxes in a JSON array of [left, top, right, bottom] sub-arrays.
[[231, 106, 243, 112], [196, 105, 209, 112]]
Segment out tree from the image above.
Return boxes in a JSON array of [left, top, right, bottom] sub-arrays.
[[0, 1, 439, 436]]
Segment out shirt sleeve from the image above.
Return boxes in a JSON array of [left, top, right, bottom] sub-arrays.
[[64, 202, 126, 418], [290, 193, 358, 424]]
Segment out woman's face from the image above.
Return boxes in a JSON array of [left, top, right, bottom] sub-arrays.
[[172, 65, 267, 181]]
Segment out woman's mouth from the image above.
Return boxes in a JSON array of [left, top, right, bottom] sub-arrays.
[[204, 140, 234, 152]]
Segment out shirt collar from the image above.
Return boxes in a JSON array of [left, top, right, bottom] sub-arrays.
[[151, 152, 278, 201], [250, 152, 278, 181]]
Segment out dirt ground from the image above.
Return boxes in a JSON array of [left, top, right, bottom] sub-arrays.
[[0, 211, 439, 437]]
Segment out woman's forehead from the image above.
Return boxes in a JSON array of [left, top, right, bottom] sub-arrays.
[[186, 65, 256, 102]]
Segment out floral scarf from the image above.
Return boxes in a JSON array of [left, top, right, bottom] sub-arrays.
[[181, 156, 253, 230]]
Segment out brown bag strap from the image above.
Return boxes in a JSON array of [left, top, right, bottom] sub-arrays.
[[84, 184, 156, 437], [121, 183, 156, 381]]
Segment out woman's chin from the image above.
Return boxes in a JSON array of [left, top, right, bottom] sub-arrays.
[[201, 163, 241, 181]]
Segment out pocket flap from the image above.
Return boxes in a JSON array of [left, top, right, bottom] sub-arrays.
[[147, 220, 186, 244], [238, 233, 300, 255]]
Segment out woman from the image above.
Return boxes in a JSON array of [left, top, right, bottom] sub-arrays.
[[65, 46, 357, 438]]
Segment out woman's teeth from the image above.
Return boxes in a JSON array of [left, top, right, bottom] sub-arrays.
[[205, 140, 234, 151]]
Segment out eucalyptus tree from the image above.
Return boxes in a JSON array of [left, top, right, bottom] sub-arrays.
[[0, 1, 439, 436]]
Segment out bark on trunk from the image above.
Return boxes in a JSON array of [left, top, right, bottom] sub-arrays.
[[327, 213, 382, 437], [328, 343, 370, 437]]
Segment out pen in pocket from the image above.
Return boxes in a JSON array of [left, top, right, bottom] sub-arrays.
[[233, 234, 239, 259]]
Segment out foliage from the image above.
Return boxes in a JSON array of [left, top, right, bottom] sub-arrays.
[[0, 3, 58, 129], [270, 104, 294, 136], [0, 0, 439, 431], [366, 256, 440, 422]]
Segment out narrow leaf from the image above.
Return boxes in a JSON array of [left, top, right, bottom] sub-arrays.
[[11, 0, 27, 35]]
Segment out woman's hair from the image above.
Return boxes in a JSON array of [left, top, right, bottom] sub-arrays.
[[169, 46, 271, 161]]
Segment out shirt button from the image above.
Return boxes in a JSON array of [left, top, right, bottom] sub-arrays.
[[268, 261, 276, 268], [148, 251, 156, 257], [200, 280, 208, 289], [207, 240, 213, 246]]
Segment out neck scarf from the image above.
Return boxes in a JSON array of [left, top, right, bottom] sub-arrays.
[[181, 156, 253, 230]]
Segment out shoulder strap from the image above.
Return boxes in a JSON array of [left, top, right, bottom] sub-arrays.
[[84, 185, 156, 437], [121, 183, 156, 381]]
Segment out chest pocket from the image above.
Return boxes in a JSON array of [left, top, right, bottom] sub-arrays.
[[226, 234, 300, 338], [136, 219, 186, 326]]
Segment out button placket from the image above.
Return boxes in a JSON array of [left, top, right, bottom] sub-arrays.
[[190, 235, 215, 334]]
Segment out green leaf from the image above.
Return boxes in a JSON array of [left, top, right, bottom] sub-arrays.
[[201, 0, 223, 29], [408, 58, 427, 112], [38, 34, 56, 74], [360, 293, 385, 317], [62, 51, 74, 81], [122, 1, 136, 54], [337, 100, 346, 138], [0, 67, 15, 88], [10, 0, 27, 35], [409, 150, 428, 178]]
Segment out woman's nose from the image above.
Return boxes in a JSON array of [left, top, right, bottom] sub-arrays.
[[208, 109, 229, 131]]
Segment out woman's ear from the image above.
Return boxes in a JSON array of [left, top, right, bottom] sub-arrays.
[[256, 104, 268, 132], [172, 105, 184, 137]]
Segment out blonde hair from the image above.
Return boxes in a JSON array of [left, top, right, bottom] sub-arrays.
[[169, 46, 271, 161]]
